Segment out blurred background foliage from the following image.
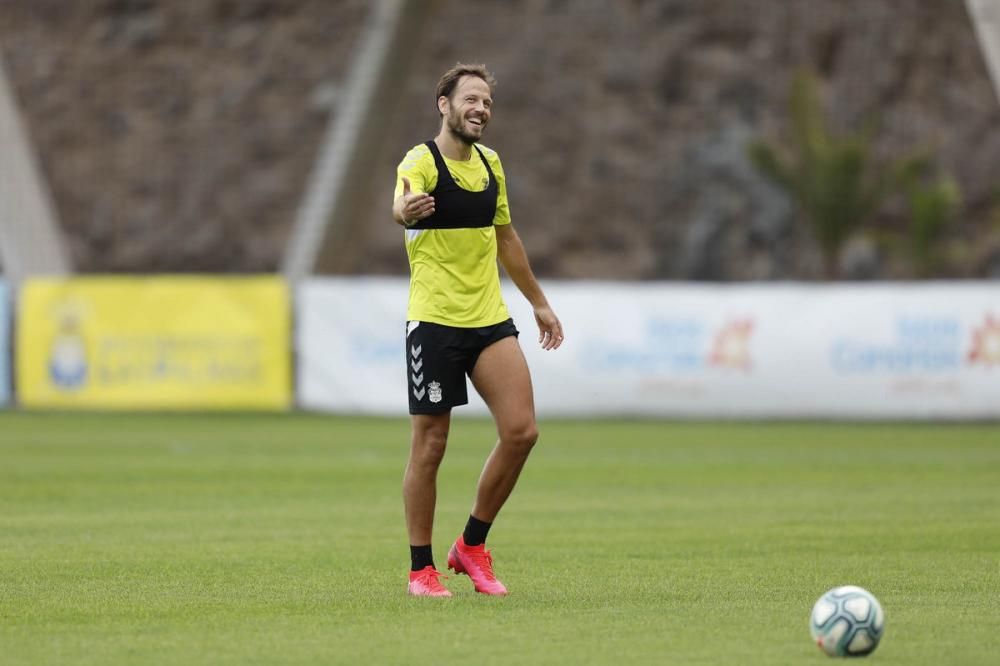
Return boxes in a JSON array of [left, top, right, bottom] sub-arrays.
[[747, 70, 964, 279]]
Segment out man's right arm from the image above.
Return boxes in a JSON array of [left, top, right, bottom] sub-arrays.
[[392, 177, 436, 227], [393, 149, 435, 227]]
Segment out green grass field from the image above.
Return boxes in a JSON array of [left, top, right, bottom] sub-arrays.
[[1, 413, 998, 665]]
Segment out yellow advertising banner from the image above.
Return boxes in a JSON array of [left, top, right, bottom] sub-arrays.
[[17, 277, 291, 410]]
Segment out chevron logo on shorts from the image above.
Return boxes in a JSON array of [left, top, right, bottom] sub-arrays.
[[410, 344, 426, 400]]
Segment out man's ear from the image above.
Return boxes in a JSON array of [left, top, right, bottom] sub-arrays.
[[437, 95, 449, 116]]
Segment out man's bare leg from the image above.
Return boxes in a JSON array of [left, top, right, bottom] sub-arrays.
[[403, 411, 451, 547], [445, 336, 536, 595], [469, 336, 538, 522]]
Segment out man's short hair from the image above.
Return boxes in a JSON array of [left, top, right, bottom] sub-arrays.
[[435, 63, 496, 115]]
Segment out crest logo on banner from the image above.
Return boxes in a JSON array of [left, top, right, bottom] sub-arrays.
[[708, 319, 754, 371], [49, 301, 89, 390], [967, 314, 1000, 367]]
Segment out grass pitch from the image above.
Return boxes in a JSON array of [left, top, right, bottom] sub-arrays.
[[1, 413, 998, 665]]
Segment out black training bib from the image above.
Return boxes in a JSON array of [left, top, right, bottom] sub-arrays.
[[407, 141, 498, 230]]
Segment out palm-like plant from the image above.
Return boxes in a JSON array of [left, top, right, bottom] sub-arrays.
[[748, 70, 921, 278], [903, 176, 960, 277]]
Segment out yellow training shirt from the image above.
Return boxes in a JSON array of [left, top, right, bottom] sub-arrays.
[[394, 142, 511, 327]]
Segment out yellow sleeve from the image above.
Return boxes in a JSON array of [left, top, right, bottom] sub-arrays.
[[480, 147, 511, 226], [394, 144, 438, 198]]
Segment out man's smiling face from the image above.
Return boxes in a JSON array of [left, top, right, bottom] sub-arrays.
[[442, 75, 492, 146]]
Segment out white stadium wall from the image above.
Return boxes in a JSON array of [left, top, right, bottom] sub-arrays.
[[297, 278, 1000, 419]]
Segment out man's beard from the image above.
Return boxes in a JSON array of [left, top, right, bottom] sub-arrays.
[[446, 109, 483, 145]]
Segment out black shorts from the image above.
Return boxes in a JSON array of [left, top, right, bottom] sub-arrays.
[[405, 318, 519, 414]]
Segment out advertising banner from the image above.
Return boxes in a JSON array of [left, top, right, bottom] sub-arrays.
[[297, 277, 409, 414], [298, 278, 1000, 419], [18, 277, 291, 410], [0, 280, 9, 406]]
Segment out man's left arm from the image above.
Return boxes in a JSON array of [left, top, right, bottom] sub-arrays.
[[496, 223, 563, 350]]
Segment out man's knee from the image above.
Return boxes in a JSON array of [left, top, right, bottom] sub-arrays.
[[411, 421, 449, 467], [501, 421, 538, 455]]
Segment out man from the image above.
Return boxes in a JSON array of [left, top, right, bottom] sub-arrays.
[[392, 63, 563, 597]]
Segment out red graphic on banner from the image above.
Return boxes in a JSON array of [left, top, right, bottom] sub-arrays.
[[968, 314, 1000, 367], [708, 319, 754, 371]]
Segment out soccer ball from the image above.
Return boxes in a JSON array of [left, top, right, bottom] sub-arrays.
[[810, 585, 885, 657]]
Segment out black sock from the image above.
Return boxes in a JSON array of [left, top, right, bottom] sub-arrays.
[[410, 544, 434, 571], [462, 515, 492, 547]]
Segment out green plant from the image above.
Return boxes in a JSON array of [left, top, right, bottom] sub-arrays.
[[902, 176, 960, 277], [748, 70, 920, 278]]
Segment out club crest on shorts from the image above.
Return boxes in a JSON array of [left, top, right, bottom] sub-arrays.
[[428, 381, 443, 403]]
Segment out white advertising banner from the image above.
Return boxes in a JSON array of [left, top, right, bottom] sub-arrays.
[[297, 278, 1000, 419]]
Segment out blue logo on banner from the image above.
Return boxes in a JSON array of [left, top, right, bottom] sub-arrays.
[[584, 318, 707, 374], [831, 317, 962, 373], [351, 334, 399, 363]]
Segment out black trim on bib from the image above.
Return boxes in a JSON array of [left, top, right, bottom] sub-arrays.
[[406, 141, 498, 230]]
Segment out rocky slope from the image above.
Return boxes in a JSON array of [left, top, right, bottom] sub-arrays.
[[2, 0, 998, 278], [1, 0, 367, 272]]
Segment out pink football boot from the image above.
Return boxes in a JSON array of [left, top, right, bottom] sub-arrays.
[[407, 566, 452, 597], [447, 536, 508, 596]]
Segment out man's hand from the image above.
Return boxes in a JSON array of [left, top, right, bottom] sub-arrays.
[[398, 177, 435, 226], [534, 305, 564, 351]]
